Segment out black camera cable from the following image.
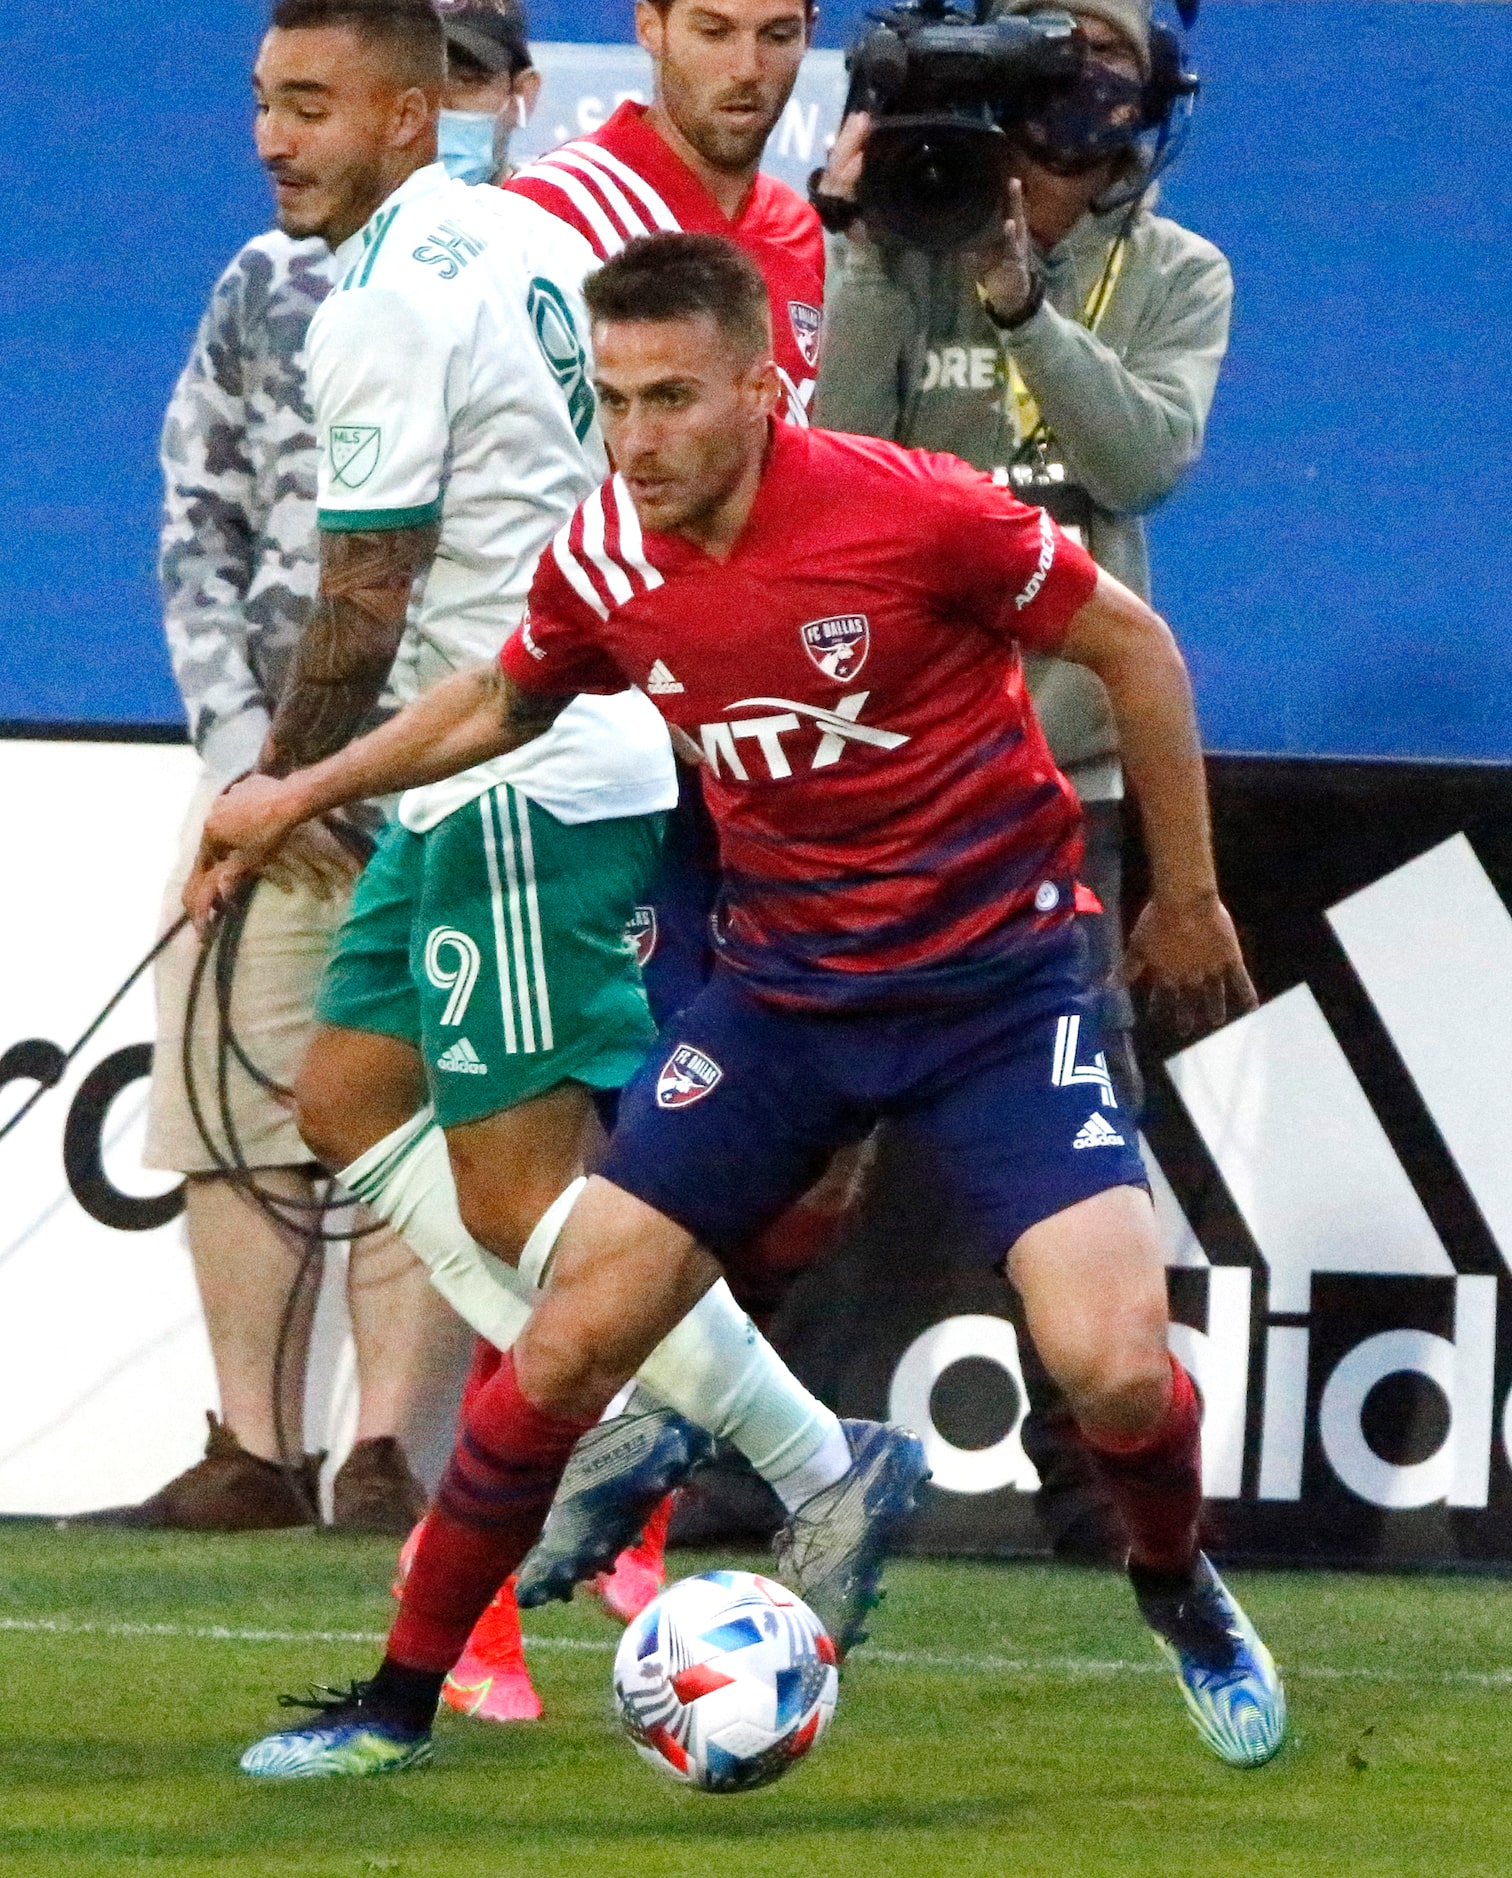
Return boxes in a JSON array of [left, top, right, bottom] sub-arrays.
[[181, 871, 391, 1528], [0, 826, 385, 1527]]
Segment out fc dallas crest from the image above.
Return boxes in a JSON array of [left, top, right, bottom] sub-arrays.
[[789, 301, 822, 369], [656, 1045, 723, 1110], [624, 905, 658, 969], [799, 613, 870, 683]]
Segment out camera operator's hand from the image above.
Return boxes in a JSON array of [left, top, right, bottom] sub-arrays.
[[816, 111, 870, 205], [1125, 889, 1258, 1042], [975, 177, 1038, 325]]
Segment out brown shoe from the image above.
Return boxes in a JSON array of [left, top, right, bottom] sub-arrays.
[[70, 1413, 323, 1531], [330, 1436, 427, 1535]]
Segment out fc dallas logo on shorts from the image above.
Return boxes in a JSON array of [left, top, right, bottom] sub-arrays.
[[789, 301, 822, 368], [800, 613, 870, 683], [624, 905, 658, 968], [656, 1044, 724, 1109]]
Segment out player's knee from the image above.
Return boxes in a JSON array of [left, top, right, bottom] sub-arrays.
[[1068, 1345, 1173, 1445], [454, 1172, 538, 1268], [291, 1051, 347, 1170], [514, 1310, 624, 1421]]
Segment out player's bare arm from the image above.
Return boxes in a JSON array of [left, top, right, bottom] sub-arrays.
[[184, 664, 573, 931], [1056, 567, 1257, 1037], [261, 522, 440, 777], [183, 522, 440, 912]]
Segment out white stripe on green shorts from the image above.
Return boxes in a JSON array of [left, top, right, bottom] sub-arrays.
[[479, 786, 556, 1056]]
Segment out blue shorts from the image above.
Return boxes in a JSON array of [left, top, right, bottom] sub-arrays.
[[600, 930, 1149, 1268], [640, 778, 719, 1030]]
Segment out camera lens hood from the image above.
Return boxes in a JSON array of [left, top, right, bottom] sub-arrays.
[[858, 115, 1011, 251]]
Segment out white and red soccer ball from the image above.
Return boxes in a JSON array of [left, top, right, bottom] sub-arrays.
[[612, 1570, 839, 1793]]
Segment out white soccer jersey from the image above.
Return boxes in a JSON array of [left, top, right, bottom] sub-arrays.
[[307, 162, 675, 830]]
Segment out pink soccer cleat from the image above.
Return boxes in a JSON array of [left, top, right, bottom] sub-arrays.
[[594, 1494, 672, 1624], [442, 1577, 543, 1724], [391, 1523, 543, 1723]]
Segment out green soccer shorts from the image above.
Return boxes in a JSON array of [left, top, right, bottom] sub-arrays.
[[315, 785, 667, 1129]]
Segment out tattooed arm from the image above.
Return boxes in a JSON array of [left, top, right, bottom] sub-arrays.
[[259, 521, 440, 777], [185, 662, 573, 927]]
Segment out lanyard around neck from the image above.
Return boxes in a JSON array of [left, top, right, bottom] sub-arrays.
[[1006, 231, 1129, 450]]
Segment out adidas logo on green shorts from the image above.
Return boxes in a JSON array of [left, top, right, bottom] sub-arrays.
[[436, 1038, 489, 1075]]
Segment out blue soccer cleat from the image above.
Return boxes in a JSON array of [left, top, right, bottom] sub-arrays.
[[515, 1391, 716, 1609], [771, 1419, 930, 1660], [239, 1683, 434, 1779], [1136, 1554, 1287, 1768]]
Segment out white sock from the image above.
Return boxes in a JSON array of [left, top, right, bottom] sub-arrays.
[[764, 1419, 854, 1513], [343, 1116, 853, 1505], [340, 1110, 536, 1351], [635, 1281, 849, 1502]]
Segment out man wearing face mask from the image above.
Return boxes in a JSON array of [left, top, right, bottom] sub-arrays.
[[435, 0, 541, 187], [813, 0, 1232, 1563]]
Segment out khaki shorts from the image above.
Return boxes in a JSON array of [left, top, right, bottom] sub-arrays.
[[143, 775, 352, 1174]]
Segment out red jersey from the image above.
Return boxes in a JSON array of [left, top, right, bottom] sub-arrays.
[[500, 425, 1100, 1012], [506, 102, 825, 426]]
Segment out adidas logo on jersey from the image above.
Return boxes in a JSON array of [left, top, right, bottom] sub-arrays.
[[646, 660, 684, 695], [1073, 1113, 1126, 1150], [436, 1038, 488, 1075]]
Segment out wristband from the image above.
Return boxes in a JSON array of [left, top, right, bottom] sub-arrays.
[[979, 275, 1046, 333], [807, 168, 860, 236]]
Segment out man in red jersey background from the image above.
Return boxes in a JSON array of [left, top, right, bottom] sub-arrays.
[[512, 0, 855, 1548], [509, 0, 822, 422], [208, 235, 1286, 1777]]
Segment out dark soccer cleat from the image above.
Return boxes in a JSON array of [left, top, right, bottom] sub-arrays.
[[514, 1392, 716, 1609], [1135, 1553, 1287, 1768], [239, 1683, 433, 1779], [771, 1419, 930, 1660]]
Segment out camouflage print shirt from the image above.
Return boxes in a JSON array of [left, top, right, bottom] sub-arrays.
[[159, 232, 356, 777]]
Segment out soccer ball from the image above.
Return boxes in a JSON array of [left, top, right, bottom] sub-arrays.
[[612, 1570, 839, 1793]]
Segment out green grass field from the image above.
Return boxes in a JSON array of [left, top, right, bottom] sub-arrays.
[[1, 1527, 1509, 1878]]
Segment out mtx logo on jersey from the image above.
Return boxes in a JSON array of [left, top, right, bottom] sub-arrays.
[[789, 301, 822, 368], [656, 1045, 723, 1110], [625, 906, 658, 969], [800, 614, 870, 683], [699, 692, 909, 782]]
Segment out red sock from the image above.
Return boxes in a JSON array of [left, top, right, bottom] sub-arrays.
[[1078, 1357, 1202, 1577], [387, 1352, 594, 1674], [459, 1337, 503, 1415], [726, 1194, 854, 1321]]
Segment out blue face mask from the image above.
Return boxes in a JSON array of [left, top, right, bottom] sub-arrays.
[[439, 109, 502, 186]]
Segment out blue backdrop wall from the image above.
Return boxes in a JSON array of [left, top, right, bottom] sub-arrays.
[[1, 1, 1508, 758]]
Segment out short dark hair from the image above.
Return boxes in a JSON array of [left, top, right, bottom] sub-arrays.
[[583, 233, 772, 360], [269, 0, 447, 86]]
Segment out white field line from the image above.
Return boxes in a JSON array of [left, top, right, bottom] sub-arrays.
[[1, 1615, 1511, 1690]]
